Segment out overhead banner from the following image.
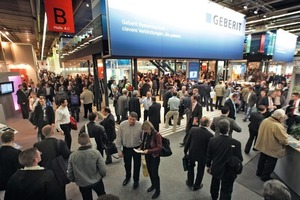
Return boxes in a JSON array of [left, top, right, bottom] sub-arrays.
[[273, 29, 297, 63], [188, 62, 200, 81], [106, 0, 246, 59], [44, 0, 75, 33]]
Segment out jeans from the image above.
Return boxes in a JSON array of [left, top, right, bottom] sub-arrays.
[[79, 179, 106, 200], [123, 146, 141, 182], [244, 104, 253, 120]]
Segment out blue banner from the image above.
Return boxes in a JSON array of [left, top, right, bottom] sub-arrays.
[[273, 29, 297, 63], [106, 0, 246, 59], [188, 62, 199, 81]]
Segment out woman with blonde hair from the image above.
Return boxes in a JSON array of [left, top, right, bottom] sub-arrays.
[[140, 121, 162, 199]]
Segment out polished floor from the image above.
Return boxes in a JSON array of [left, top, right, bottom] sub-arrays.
[[3, 101, 299, 200]]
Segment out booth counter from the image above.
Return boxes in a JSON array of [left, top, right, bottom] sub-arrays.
[[274, 135, 300, 196]]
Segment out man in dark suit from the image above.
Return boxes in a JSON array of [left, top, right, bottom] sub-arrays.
[[34, 125, 71, 200], [163, 86, 174, 125], [33, 95, 55, 141], [16, 84, 29, 119], [128, 90, 141, 121], [184, 117, 214, 191], [149, 97, 161, 131], [4, 147, 63, 200], [210, 106, 242, 138], [224, 93, 239, 120], [258, 91, 276, 117], [286, 92, 300, 133], [79, 112, 108, 156], [243, 86, 257, 122], [244, 105, 266, 154], [181, 95, 202, 146], [100, 107, 116, 164], [206, 119, 243, 200]]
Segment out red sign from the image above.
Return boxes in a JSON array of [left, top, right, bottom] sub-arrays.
[[259, 35, 266, 53], [44, 0, 75, 33]]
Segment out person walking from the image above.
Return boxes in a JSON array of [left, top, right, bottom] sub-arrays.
[[140, 91, 152, 121], [184, 117, 214, 191], [206, 119, 243, 200], [5, 147, 62, 200], [118, 89, 130, 122], [34, 125, 71, 200], [149, 97, 161, 132], [55, 98, 72, 149], [79, 112, 107, 156], [243, 86, 257, 122], [244, 105, 266, 154], [68, 133, 106, 200], [100, 106, 117, 164], [16, 84, 29, 119], [255, 109, 289, 181], [214, 81, 226, 110], [80, 86, 94, 119], [140, 121, 162, 199], [224, 93, 239, 120], [115, 112, 142, 189], [33, 95, 55, 141], [128, 90, 141, 121], [165, 92, 180, 132]]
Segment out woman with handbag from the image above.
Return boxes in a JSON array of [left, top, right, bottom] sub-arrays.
[[140, 121, 162, 199]]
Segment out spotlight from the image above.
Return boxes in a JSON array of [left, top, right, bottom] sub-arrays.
[[254, 8, 259, 14], [263, 14, 266, 18], [243, 3, 249, 10]]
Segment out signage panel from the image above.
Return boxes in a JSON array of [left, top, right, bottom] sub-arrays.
[[44, 0, 75, 33], [106, 0, 245, 59], [188, 62, 200, 81], [273, 29, 297, 62]]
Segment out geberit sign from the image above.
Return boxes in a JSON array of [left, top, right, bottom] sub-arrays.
[[206, 13, 243, 31], [44, 0, 75, 33]]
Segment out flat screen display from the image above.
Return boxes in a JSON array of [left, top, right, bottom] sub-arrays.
[[106, 0, 246, 59], [0, 82, 14, 95]]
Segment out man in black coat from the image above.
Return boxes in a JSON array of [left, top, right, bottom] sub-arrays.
[[286, 92, 300, 133], [0, 131, 22, 192], [149, 97, 161, 131], [128, 90, 141, 121], [34, 125, 71, 200], [16, 84, 29, 119], [224, 93, 239, 120], [79, 112, 107, 156], [181, 95, 202, 146], [206, 119, 243, 200], [33, 96, 55, 141], [245, 105, 266, 154], [163, 86, 174, 125], [100, 107, 117, 164], [184, 117, 214, 191], [4, 147, 63, 200]]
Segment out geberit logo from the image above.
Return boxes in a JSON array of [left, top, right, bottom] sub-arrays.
[[206, 13, 242, 31]]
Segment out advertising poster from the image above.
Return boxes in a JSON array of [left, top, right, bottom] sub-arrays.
[[188, 62, 199, 81], [273, 29, 297, 63], [106, 0, 245, 59]]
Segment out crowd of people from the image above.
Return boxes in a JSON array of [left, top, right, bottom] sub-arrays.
[[0, 69, 296, 200]]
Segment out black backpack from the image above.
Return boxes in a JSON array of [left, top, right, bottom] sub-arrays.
[[70, 94, 79, 106]]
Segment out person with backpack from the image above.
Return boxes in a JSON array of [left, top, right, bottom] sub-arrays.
[[69, 90, 80, 122]]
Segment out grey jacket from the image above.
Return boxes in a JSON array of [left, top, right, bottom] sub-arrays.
[[67, 145, 106, 187], [210, 115, 242, 138]]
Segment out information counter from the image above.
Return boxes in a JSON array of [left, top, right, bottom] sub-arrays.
[[274, 135, 300, 196]]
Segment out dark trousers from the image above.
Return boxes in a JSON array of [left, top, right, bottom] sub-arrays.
[[70, 106, 80, 122], [205, 96, 214, 111], [144, 110, 149, 121], [145, 155, 160, 191], [114, 105, 120, 122], [215, 96, 223, 110], [79, 179, 106, 200], [83, 103, 93, 118], [244, 129, 258, 153], [257, 152, 278, 180], [210, 173, 235, 200], [123, 146, 141, 182], [183, 119, 193, 144], [61, 123, 72, 150], [20, 103, 29, 119], [187, 159, 205, 187]]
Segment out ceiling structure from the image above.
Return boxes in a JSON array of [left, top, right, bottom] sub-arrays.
[[0, 0, 299, 62]]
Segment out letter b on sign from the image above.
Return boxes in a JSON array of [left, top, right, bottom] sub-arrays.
[[54, 8, 66, 24]]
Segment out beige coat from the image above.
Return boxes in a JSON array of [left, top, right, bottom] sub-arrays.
[[255, 117, 288, 158], [80, 89, 94, 104], [214, 84, 225, 97]]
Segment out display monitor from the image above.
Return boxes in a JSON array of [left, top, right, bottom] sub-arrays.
[[0, 81, 14, 95]]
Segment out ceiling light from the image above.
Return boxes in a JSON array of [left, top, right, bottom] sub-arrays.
[[5, 31, 9, 35], [41, 13, 48, 60], [0, 31, 13, 42], [263, 14, 266, 18], [27, 38, 30, 42], [254, 8, 259, 14], [268, 22, 300, 29], [243, 3, 249, 10], [247, 10, 300, 25], [86, 3, 89, 7]]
